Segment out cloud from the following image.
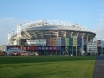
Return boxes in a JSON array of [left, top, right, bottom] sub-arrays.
[[0, 18, 29, 45], [95, 10, 104, 40]]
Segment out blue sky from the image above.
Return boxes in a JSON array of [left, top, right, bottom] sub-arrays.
[[0, 0, 104, 45]]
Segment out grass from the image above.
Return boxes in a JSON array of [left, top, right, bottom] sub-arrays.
[[0, 56, 95, 78]]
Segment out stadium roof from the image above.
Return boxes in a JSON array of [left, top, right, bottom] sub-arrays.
[[8, 20, 96, 41], [18, 20, 91, 32]]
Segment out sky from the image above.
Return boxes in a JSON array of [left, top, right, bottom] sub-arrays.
[[0, 0, 104, 45]]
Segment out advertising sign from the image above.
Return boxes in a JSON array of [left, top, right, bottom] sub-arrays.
[[23, 46, 26, 50], [31, 46, 34, 50], [46, 47, 49, 50], [56, 46, 61, 50], [38, 47, 41, 50], [49, 47, 52, 50], [52, 46, 57, 50], [26, 46, 30, 50], [30, 39, 46, 46], [41, 47, 45, 50], [34, 46, 38, 50]]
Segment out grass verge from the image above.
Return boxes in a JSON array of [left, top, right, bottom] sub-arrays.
[[0, 56, 95, 78]]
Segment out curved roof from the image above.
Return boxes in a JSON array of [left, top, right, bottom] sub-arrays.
[[8, 20, 96, 40], [19, 20, 91, 32]]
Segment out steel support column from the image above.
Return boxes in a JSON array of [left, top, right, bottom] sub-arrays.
[[71, 32, 73, 55], [17, 25, 22, 46], [81, 33, 85, 56], [76, 32, 79, 56]]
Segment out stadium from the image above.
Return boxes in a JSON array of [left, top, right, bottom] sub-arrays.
[[7, 20, 96, 56]]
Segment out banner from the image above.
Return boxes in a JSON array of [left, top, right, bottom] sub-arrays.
[[77, 37, 82, 46], [57, 37, 61, 46], [73, 36, 77, 46], [61, 38, 65, 46], [51, 38, 57, 45], [46, 38, 53, 46], [57, 42, 61, 46], [69, 37, 73, 46], [65, 38, 69, 46]]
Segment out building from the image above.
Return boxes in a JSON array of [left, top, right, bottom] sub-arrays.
[[97, 40, 104, 56], [6, 20, 96, 56], [86, 42, 97, 56]]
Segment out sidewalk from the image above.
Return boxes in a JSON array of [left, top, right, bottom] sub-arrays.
[[93, 56, 104, 78]]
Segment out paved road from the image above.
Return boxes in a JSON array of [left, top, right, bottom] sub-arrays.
[[93, 56, 104, 78]]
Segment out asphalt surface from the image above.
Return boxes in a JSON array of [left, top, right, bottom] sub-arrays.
[[93, 56, 104, 78]]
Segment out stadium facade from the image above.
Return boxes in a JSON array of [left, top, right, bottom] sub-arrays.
[[7, 20, 96, 56]]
